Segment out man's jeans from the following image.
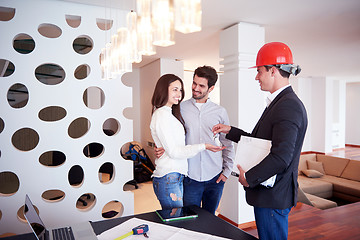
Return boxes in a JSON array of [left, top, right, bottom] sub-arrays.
[[153, 172, 184, 210], [254, 206, 292, 240], [183, 172, 225, 214]]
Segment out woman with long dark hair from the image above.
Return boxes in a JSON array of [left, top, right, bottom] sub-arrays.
[[150, 74, 224, 210]]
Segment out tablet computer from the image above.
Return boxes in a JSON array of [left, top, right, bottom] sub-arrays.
[[156, 207, 198, 222]]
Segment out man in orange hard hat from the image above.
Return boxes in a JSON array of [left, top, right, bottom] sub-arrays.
[[213, 42, 308, 239]]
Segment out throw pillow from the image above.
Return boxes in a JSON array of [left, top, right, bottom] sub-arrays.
[[307, 160, 326, 174], [302, 169, 324, 178]]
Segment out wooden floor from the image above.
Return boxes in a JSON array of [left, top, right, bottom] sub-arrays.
[[326, 145, 360, 160], [240, 145, 360, 239]]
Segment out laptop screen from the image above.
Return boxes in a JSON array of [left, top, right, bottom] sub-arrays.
[[24, 194, 46, 240]]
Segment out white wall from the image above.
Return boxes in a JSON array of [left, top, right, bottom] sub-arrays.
[[0, 0, 135, 235]]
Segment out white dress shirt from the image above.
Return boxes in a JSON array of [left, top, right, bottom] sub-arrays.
[[181, 98, 235, 181]]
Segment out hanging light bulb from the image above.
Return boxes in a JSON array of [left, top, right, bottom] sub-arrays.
[[100, 47, 108, 80], [102, 43, 113, 80], [117, 27, 132, 74], [137, 0, 156, 55], [152, 0, 175, 47], [127, 10, 142, 63], [174, 0, 202, 33], [110, 34, 120, 78]]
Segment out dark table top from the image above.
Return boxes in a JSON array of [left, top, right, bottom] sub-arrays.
[[3, 206, 257, 240]]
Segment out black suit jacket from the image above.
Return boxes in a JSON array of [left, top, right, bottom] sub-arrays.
[[226, 86, 307, 209]]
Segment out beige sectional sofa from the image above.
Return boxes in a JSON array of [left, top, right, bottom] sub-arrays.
[[297, 153, 360, 209]]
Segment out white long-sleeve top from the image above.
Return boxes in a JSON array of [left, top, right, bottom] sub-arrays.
[[150, 106, 206, 178]]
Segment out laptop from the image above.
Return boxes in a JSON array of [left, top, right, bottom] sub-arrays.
[[24, 194, 98, 240]]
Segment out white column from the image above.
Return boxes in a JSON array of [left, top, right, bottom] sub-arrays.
[[311, 77, 333, 153], [346, 81, 360, 145], [291, 77, 313, 152], [337, 79, 346, 149], [218, 22, 265, 224]]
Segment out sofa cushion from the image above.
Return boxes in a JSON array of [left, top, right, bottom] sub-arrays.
[[302, 169, 324, 178], [321, 175, 360, 197], [299, 154, 317, 173], [307, 160, 325, 174], [304, 193, 337, 210], [316, 155, 349, 177], [298, 175, 333, 198], [341, 160, 360, 181]]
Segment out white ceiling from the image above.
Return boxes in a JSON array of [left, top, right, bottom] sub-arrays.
[[62, 0, 360, 79]]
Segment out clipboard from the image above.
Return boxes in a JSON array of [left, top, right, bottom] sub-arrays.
[[156, 207, 198, 222], [233, 135, 272, 174]]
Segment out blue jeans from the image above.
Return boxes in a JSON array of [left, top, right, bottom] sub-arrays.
[[183, 172, 225, 215], [254, 206, 292, 240], [152, 172, 184, 210]]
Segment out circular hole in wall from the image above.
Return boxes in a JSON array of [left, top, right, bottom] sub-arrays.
[[18, 204, 40, 222], [68, 117, 90, 139], [39, 150, 66, 167], [96, 18, 113, 30], [13, 33, 35, 54], [35, 63, 65, 85], [17, 205, 26, 222], [7, 83, 28, 108], [99, 162, 114, 183], [0, 117, 4, 133], [0, 59, 15, 77], [76, 193, 96, 211], [68, 165, 84, 187], [120, 141, 147, 161], [83, 87, 105, 109], [38, 106, 67, 122], [120, 142, 131, 160], [12, 127, 39, 151], [0, 7, 16, 21], [83, 142, 104, 158], [74, 64, 90, 80], [102, 200, 124, 219], [103, 118, 120, 136], [65, 15, 81, 28], [73, 36, 93, 54], [38, 23, 62, 38], [0, 171, 20, 196], [42, 189, 65, 202]]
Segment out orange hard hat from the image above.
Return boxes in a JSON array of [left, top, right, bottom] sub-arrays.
[[252, 42, 293, 68]]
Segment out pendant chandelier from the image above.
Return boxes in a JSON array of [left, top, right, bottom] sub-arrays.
[[101, 0, 202, 80]]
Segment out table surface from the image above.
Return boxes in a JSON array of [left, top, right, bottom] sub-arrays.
[[3, 206, 257, 240]]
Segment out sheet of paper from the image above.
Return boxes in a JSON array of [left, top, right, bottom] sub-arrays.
[[234, 135, 272, 173], [96, 217, 231, 240]]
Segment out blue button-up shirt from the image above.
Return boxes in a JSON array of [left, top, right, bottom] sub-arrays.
[[181, 98, 235, 181]]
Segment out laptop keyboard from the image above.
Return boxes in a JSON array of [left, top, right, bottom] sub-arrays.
[[52, 227, 75, 240]]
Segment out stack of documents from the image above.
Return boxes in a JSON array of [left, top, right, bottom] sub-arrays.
[[234, 136, 276, 188], [97, 217, 231, 240]]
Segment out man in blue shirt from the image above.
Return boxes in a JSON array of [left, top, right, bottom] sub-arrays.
[[155, 66, 234, 214]]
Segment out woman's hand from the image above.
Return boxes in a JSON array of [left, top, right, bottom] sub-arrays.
[[205, 144, 226, 152], [154, 146, 165, 158], [212, 124, 231, 135]]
